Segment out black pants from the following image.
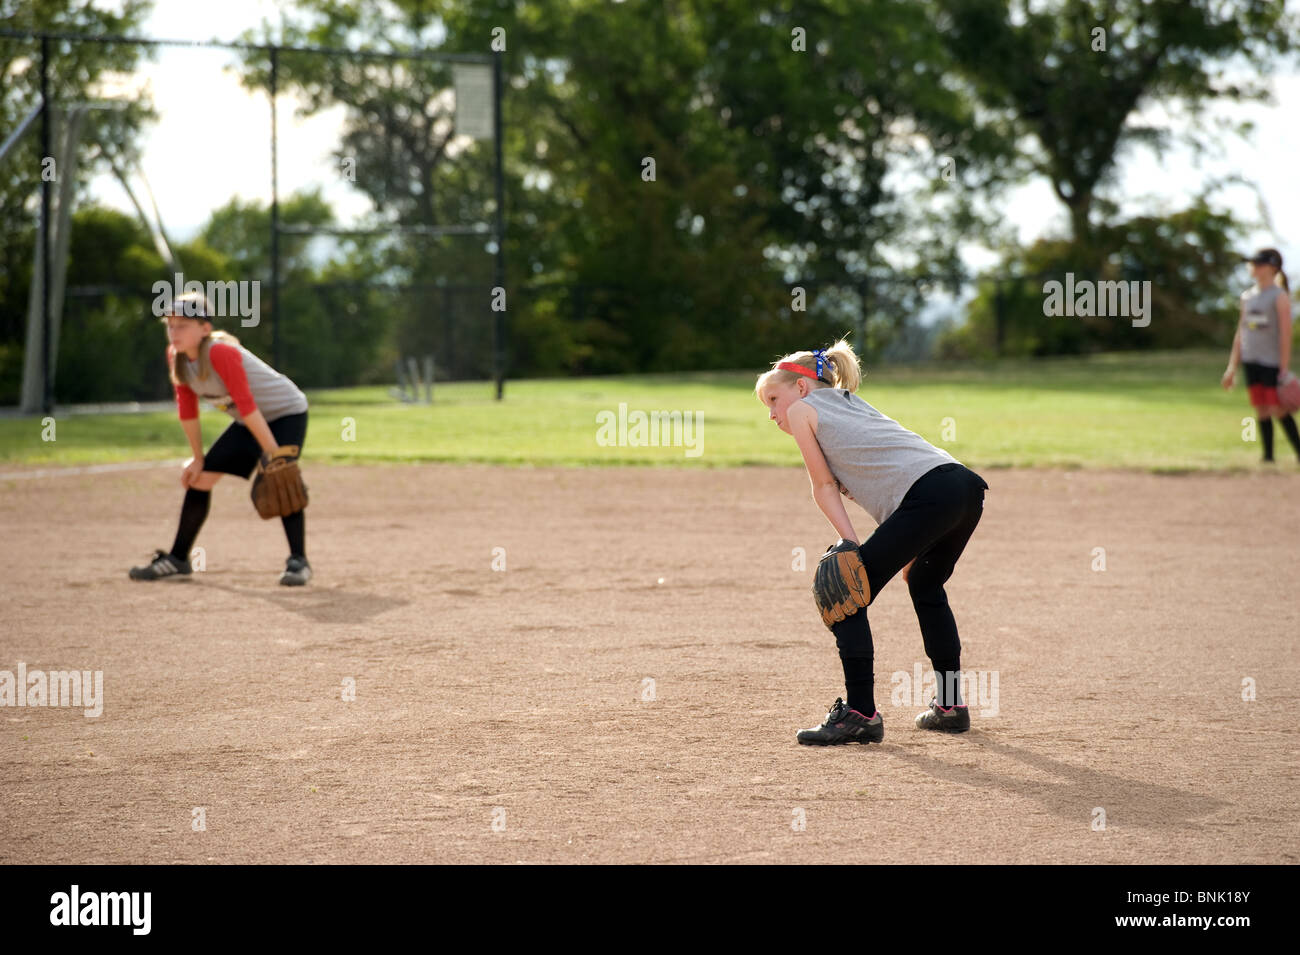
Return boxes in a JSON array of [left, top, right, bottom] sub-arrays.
[[203, 412, 308, 478], [846, 463, 988, 669], [1241, 361, 1278, 388]]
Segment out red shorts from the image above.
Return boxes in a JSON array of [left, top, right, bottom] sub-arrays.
[[1248, 385, 1279, 407], [1243, 362, 1279, 408]]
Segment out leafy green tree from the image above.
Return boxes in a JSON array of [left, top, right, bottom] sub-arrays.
[[231, 0, 1011, 375], [48, 205, 169, 403], [0, 0, 155, 402], [196, 191, 390, 387], [934, 0, 1296, 246], [937, 199, 1249, 358]]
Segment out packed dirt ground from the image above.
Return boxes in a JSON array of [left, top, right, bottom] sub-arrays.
[[2, 463, 1296, 863]]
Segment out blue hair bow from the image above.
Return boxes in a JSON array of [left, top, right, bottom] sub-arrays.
[[812, 349, 826, 380]]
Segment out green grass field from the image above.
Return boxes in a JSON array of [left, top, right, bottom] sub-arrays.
[[0, 349, 1275, 472]]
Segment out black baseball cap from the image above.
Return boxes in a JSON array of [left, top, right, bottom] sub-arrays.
[[157, 291, 214, 320], [1243, 248, 1283, 268]]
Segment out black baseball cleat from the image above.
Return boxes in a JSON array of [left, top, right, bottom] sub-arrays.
[[128, 549, 192, 581], [796, 698, 884, 745], [915, 699, 971, 733], [280, 556, 312, 586]]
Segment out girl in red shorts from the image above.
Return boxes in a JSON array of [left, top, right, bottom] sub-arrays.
[[1222, 248, 1298, 463]]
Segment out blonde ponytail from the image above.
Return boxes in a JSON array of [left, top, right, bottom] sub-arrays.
[[755, 337, 864, 397], [822, 338, 862, 392], [1278, 269, 1290, 293]]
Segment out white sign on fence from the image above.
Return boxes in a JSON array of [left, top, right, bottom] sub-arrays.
[[453, 63, 493, 140]]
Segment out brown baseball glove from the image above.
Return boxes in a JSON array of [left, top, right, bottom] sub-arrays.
[[812, 539, 872, 628], [250, 445, 308, 519]]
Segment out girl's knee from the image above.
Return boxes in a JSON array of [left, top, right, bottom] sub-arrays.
[[907, 573, 939, 600], [908, 561, 954, 601], [193, 471, 223, 490]]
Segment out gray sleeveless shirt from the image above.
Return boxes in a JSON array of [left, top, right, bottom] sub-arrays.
[[1239, 285, 1287, 366], [802, 387, 958, 524]]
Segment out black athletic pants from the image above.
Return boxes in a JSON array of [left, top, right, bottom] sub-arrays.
[[833, 463, 988, 696]]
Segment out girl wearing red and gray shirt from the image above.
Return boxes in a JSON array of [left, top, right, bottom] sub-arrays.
[[1222, 248, 1299, 463], [129, 291, 312, 585]]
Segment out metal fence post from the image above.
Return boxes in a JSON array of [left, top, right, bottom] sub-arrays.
[[856, 279, 869, 351], [491, 48, 505, 400], [993, 279, 1005, 357], [40, 34, 52, 414], [270, 45, 281, 371]]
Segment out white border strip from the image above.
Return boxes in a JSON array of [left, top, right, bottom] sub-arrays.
[[0, 460, 183, 481]]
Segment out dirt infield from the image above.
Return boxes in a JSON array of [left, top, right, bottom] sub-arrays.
[[2, 463, 1297, 864]]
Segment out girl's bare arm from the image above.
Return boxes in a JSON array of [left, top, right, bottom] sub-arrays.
[[241, 408, 281, 456], [1278, 294, 1293, 374], [788, 401, 858, 544], [180, 417, 203, 460]]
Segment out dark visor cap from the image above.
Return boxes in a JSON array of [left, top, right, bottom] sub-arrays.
[[1243, 248, 1283, 268]]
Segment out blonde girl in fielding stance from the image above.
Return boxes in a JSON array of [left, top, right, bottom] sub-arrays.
[[128, 291, 312, 586], [756, 340, 989, 745]]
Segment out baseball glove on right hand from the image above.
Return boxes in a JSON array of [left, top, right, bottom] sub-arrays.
[[250, 444, 309, 519], [813, 539, 872, 629], [1279, 369, 1300, 415]]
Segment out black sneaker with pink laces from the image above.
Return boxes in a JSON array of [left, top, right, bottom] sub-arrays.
[[796, 698, 884, 745], [915, 699, 970, 733]]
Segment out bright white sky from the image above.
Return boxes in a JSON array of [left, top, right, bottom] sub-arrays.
[[86, 0, 1298, 276]]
